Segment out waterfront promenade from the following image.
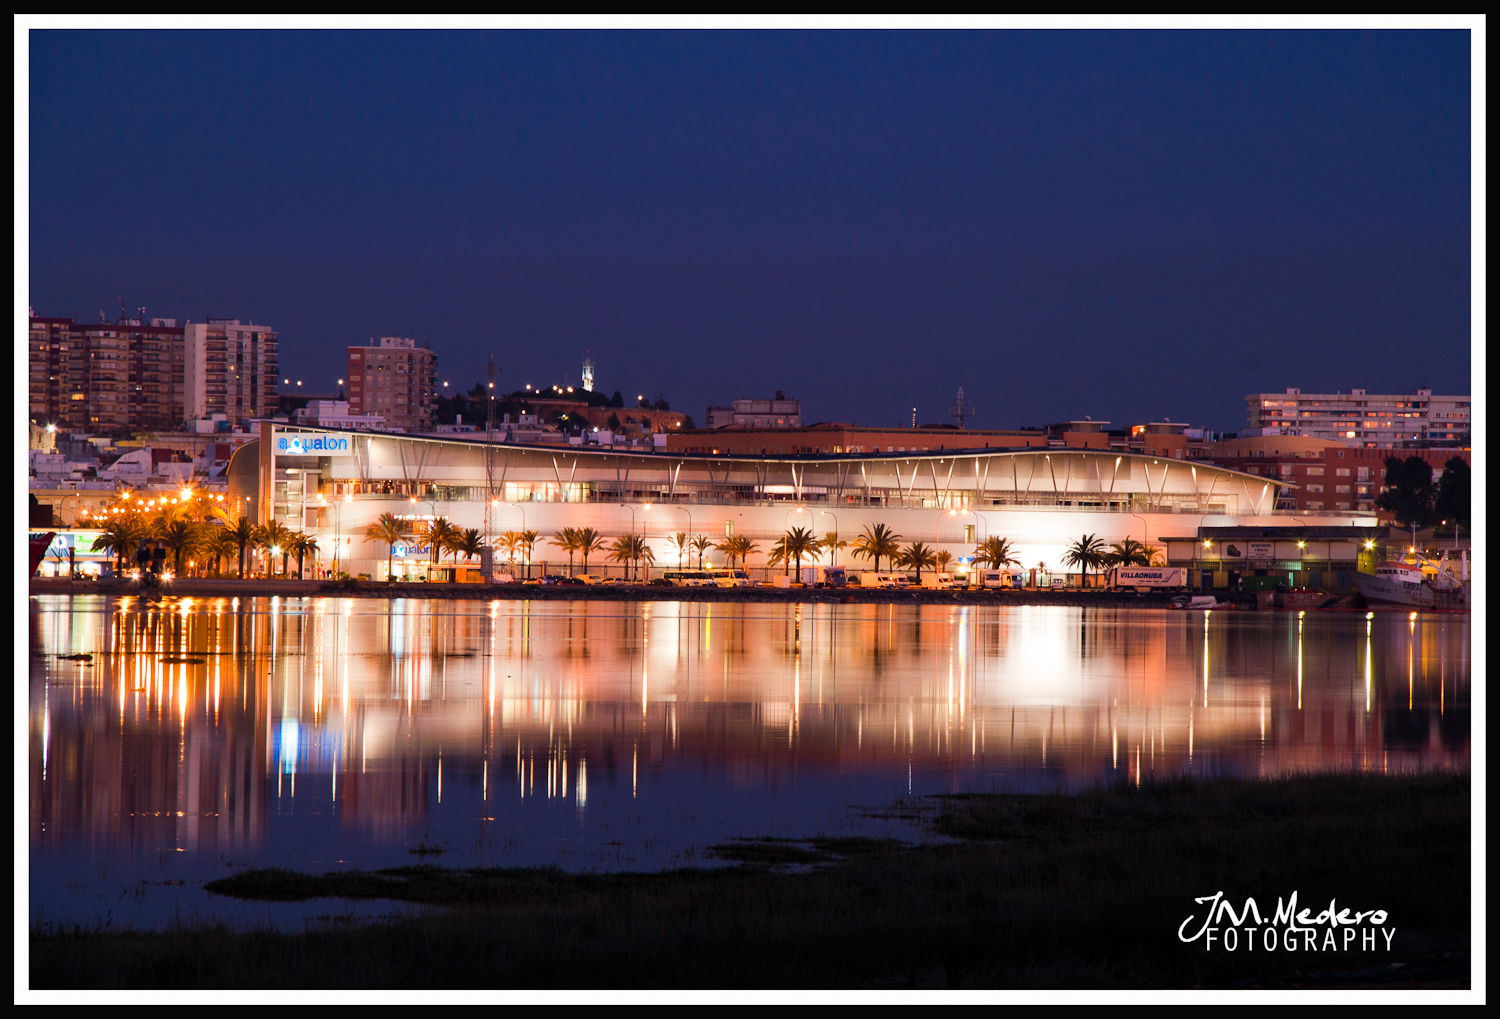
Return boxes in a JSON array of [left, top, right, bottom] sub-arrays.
[[27, 575, 1235, 607]]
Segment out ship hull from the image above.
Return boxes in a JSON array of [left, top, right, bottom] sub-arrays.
[[1352, 573, 1466, 609]]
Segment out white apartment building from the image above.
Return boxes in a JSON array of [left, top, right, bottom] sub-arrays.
[[705, 391, 803, 429], [1245, 388, 1470, 447], [182, 318, 280, 428]]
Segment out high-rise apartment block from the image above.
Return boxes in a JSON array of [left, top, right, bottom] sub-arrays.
[[182, 319, 280, 426], [346, 336, 439, 433], [29, 310, 277, 434], [1245, 388, 1470, 447]]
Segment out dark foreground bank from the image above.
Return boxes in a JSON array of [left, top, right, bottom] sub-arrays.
[[29, 773, 1470, 991]]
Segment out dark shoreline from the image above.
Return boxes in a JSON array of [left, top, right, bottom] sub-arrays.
[[29, 575, 1265, 608], [29, 772, 1471, 991]]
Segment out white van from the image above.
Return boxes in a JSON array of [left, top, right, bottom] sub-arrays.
[[856, 572, 911, 589]]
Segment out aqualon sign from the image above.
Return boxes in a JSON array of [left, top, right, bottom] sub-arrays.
[[275, 432, 349, 454]]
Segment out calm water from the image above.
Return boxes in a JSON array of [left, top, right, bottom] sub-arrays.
[[28, 594, 1470, 931]]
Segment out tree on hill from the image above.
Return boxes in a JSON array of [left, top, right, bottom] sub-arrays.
[[1432, 457, 1470, 532], [1375, 456, 1438, 529]]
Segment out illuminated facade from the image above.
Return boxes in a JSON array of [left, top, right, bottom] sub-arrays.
[[1246, 387, 1471, 447], [345, 336, 439, 433], [227, 424, 1377, 581]]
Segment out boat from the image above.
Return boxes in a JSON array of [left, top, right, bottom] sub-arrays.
[[1170, 594, 1224, 610], [29, 531, 57, 577], [1353, 556, 1469, 610]]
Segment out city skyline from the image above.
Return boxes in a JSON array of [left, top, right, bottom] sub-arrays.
[[22, 21, 1478, 434]]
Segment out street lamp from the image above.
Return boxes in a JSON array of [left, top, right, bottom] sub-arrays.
[[817, 508, 840, 564]]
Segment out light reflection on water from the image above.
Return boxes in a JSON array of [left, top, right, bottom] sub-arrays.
[[28, 595, 1469, 931]]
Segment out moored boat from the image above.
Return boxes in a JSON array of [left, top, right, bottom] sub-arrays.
[[1353, 558, 1468, 610], [1170, 594, 1224, 610], [29, 532, 57, 577]]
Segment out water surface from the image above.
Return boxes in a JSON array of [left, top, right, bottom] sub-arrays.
[[28, 595, 1470, 930]]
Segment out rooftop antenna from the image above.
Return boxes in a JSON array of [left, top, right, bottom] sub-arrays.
[[949, 387, 974, 429], [485, 355, 500, 436]]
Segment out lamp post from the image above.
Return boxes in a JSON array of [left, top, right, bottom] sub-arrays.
[[817, 508, 840, 564]]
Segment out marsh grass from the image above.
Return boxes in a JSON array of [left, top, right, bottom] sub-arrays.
[[30, 773, 1469, 990]]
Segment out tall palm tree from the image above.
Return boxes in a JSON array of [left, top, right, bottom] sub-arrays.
[[551, 527, 582, 575], [156, 518, 201, 577], [252, 520, 295, 577], [769, 526, 822, 576], [934, 550, 953, 575], [290, 532, 319, 579], [898, 541, 937, 581], [851, 523, 902, 573], [223, 515, 257, 578], [205, 526, 239, 577], [668, 531, 692, 568], [418, 517, 462, 576], [716, 535, 759, 570], [365, 513, 413, 581], [821, 531, 848, 566], [517, 530, 540, 579], [575, 527, 607, 575], [609, 534, 654, 581], [974, 536, 1021, 570], [1062, 533, 1109, 587], [690, 534, 715, 569]]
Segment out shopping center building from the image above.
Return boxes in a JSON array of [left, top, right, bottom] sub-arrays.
[[226, 423, 1378, 582]]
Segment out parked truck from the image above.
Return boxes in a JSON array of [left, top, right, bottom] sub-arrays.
[[799, 565, 848, 588], [972, 569, 1024, 589], [853, 572, 910, 589], [1107, 566, 1186, 590]]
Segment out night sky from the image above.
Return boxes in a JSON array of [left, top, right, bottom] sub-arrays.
[[24, 26, 1475, 433]]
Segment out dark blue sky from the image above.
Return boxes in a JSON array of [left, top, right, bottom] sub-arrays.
[[26, 28, 1473, 432]]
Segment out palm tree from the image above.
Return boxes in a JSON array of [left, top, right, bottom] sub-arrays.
[[575, 527, 607, 575], [365, 513, 413, 581], [974, 536, 1021, 570], [91, 516, 147, 574], [934, 550, 953, 575], [286, 532, 317, 578], [769, 526, 822, 577], [1062, 533, 1109, 587], [420, 517, 462, 574], [609, 534, 653, 581], [205, 526, 239, 577], [156, 518, 201, 577], [451, 528, 486, 567], [668, 531, 692, 568], [898, 541, 937, 581], [851, 523, 902, 573], [821, 531, 848, 566], [716, 535, 759, 570], [551, 527, 582, 575], [690, 534, 715, 569], [517, 530, 540, 579], [252, 520, 295, 577], [1104, 538, 1155, 570], [223, 515, 257, 578]]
